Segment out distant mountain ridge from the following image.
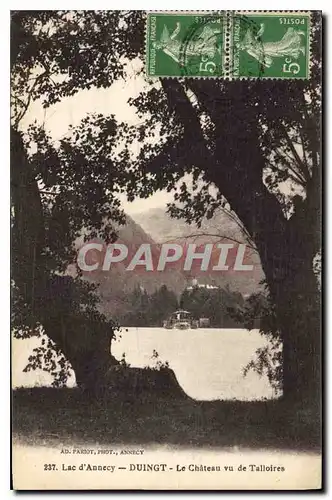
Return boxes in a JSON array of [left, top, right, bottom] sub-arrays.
[[76, 209, 264, 320], [79, 214, 188, 318], [132, 207, 264, 296], [133, 207, 244, 244]]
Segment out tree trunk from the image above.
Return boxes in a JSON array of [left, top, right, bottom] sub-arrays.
[[210, 156, 321, 403], [11, 127, 46, 312], [253, 208, 321, 405], [268, 252, 320, 405], [157, 79, 321, 404], [42, 314, 118, 397]]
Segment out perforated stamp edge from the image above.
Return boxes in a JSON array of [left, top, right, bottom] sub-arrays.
[[144, 10, 313, 80]]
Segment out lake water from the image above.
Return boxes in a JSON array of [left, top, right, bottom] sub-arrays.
[[12, 327, 277, 401]]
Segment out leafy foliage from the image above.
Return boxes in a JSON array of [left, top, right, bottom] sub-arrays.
[[180, 285, 245, 327], [120, 285, 178, 327], [231, 290, 283, 395], [11, 11, 321, 397], [150, 350, 170, 371], [11, 10, 145, 122], [23, 332, 72, 388]]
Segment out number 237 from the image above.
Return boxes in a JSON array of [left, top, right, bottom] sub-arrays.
[[44, 464, 56, 471]]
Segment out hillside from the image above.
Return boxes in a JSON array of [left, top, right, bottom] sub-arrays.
[[133, 207, 244, 244], [132, 207, 265, 296], [73, 208, 265, 320], [77, 214, 188, 318]]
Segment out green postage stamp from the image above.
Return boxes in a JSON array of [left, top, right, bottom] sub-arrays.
[[145, 12, 311, 79], [146, 13, 226, 78]]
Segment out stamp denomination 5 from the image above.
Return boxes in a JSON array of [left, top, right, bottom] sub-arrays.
[[146, 11, 311, 79], [146, 13, 226, 78]]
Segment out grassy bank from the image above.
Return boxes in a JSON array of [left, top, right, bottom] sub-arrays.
[[12, 387, 320, 451]]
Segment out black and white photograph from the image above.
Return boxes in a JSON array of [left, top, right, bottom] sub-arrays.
[[10, 9, 322, 490]]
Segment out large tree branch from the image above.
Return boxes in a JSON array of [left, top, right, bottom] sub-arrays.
[[298, 126, 310, 176], [266, 159, 305, 187], [160, 80, 211, 166], [164, 231, 258, 252], [140, 80, 214, 182], [11, 128, 46, 311], [175, 81, 289, 252], [13, 69, 51, 126], [274, 149, 307, 186], [280, 124, 311, 184], [158, 81, 317, 299]]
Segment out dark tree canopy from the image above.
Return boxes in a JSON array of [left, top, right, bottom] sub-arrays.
[[11, 11, 321, 400]]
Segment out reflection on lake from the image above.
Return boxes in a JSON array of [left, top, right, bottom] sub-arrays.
[[12, 327, 277, 401]]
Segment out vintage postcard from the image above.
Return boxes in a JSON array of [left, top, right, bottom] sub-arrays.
[[11, 10, 322, 490]]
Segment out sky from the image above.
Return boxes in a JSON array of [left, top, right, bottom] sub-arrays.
[[18, 57, 296, 218], [20, 61, 175, 215]]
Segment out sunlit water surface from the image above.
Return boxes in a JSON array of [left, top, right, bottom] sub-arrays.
[[12, 327, 277, 400]]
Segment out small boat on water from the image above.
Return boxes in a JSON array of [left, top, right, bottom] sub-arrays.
[[163, 310, 198, 330]]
